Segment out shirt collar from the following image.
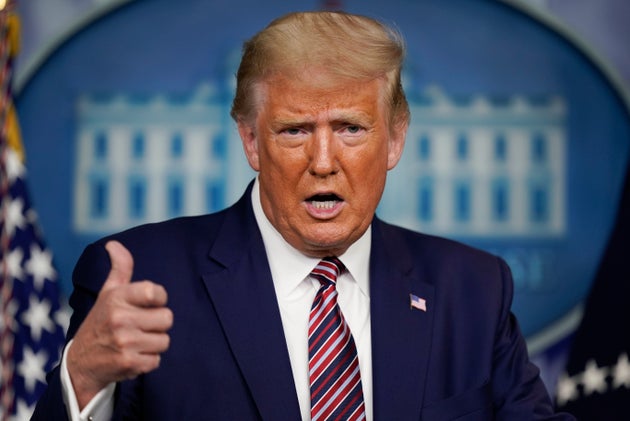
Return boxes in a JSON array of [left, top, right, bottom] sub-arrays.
[[251, 177, 371, 298]]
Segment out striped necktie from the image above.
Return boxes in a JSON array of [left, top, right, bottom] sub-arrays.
[[308, 257, 365, 421]]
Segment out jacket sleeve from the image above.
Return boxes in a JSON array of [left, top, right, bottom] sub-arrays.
[[31, 242, 111, 420]]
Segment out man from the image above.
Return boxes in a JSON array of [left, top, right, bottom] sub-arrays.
[[33, 11, 574, 420]]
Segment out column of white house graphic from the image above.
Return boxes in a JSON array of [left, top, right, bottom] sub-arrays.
[[381, 85, 567, 237], [73, 83, 253, 233]]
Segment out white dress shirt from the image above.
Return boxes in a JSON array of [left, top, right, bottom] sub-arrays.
[[251, 179, 373, 421], [61, 178, 373, 420]]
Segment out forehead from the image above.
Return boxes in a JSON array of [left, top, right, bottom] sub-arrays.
[[255, 72, 388, 120]]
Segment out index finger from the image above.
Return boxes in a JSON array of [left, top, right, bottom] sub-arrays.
[[125, 281, 169, 308]]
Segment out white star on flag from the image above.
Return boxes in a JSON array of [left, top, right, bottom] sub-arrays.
[[9, 398, 35, 421], [24, 244, 57, 292], [613, 353, 630, 389], [6, 247, 24, 281], [16, 347, 48, 394], [20, 296, 56, 342], [4, 145, 25, 182], [582, 359, 608, 395], [555, 372, 579, 406], [3, 197, 26, 237]]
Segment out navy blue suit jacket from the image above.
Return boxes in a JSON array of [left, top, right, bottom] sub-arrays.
[[33, 183, 573, 420]]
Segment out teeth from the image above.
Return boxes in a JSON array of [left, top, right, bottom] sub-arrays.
[[311, 200, 337, 210]]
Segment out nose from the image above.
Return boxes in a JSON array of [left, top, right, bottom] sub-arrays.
[[308, 128, 338, 176]]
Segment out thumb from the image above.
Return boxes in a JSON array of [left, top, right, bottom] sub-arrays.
[[103, 240, 134, 289]]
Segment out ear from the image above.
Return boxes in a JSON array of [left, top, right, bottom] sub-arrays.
[[237, 120, 261, 171], [387, 118, 408, 170]]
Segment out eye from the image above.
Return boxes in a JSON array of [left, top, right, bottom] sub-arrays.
[[340, 124, 364, 136], [276, 126, 308, 147], [336, 123, 367, 145], [281, 127, 305, 136]]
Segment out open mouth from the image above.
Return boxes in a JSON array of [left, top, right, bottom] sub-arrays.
[[307, 194, 342, 210]]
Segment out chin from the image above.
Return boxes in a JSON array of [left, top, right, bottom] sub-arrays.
[[301, 232, 353, 256]]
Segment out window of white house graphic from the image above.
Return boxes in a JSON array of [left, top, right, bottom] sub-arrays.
[[89, 173, 109, 219], [132, 132, 145, 160], [170, 132, 184, 158], [94, 131, 108, 160], [454, 180, 472, 222], [529, 132, 551, 224], [418, 177, 434, 222], [492, 177, 510, 222], [531, 132, 547, 163], [529, 178, 550, 224], [456, 133, 469, 161], [418, 134, 431, 161], [167, 175, 185, 217], [210, 133, 226, 159], [128, 174, 147, 219], [494, 133, 507, 162], [205, 179, 225, 213]]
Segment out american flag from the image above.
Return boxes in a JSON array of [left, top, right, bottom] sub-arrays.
[[0, 3, 68, 420], [410, 293, 427, 312]]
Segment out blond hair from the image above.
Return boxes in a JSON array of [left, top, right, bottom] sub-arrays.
[[230, 11, 409, 128]]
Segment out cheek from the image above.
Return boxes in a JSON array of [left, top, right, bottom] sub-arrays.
[[353, 146, 389, 178], [259, 151, 305, 199], [356, 149, 389, 192], [263, 145, 309, 179]]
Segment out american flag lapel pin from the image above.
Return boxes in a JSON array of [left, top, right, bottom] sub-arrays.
[[410, 293, 427, 312]]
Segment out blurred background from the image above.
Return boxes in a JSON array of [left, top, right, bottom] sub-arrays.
[[1, 0, 629, 419]]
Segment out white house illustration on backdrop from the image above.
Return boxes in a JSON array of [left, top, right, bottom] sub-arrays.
[[73, 82, 567, 238]]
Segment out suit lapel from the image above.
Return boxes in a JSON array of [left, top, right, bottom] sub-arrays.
[[198, 187, 436, 420], [200, 186, 301, 420], [370, 218, 435, 421]]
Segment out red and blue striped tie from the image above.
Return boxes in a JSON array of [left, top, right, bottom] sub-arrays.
[[308, 257, 366, 421]]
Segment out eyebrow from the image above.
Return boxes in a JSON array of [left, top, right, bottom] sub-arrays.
[[273, 109, 375, 126]]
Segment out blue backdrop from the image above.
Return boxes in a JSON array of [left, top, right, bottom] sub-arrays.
[[15, 0, 630, 351]]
